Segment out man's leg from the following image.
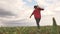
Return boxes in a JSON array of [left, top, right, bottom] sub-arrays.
[[37, 19, 40, 29], [35, 18, 40, 29]]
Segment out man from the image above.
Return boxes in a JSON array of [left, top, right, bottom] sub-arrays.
[[30, 5, 44, 29]]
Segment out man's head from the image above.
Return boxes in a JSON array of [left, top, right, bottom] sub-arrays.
[[34, 5, 37, 9]]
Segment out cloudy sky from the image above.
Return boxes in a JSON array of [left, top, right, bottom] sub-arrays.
[[0, 0, 60, 27]]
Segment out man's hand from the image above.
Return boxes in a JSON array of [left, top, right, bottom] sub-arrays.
[[30, 16, 31, 18], [30, 13, 33, 18]]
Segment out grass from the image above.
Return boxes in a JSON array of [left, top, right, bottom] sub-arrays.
[[0, 26, 60, 34]]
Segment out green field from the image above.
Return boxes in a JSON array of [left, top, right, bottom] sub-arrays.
[[0, 26, 60, 34]]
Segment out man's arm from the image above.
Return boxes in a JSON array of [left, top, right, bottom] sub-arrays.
[[30, 11, 34, 18], [30, 14, 33, 18], [37, 6, 44, 10], [41, 8, 44, 10]]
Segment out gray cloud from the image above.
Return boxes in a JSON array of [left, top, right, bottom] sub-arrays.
[[0, 9, 15, 17], [2, 19, 35, 27], [1, 16, 53, 27]]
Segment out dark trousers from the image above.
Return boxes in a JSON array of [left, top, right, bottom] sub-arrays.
[[35, 18, 41, 29]]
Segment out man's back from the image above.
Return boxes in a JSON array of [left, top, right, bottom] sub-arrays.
[[33, 8, 41, 18], [33, 8, 44, 18]]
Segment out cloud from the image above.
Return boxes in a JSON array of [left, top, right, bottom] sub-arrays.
[[0, 0, 27, 20], [1, 15, 53, 27], [1, 18, 36, 27], [0, 0, 60, 26], [0, 0, 33, 25], [0, 0, 32, 18], [34, 0, 60, 16], [35, 0, 60, 10], [0, 9, 15, 17], [0, 0, 26, 15]]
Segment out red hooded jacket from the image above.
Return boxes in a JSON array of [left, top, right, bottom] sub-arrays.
[[32, 8, 44, 19]]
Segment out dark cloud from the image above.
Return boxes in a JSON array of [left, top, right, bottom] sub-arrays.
[[2, 19, 35, 27], [0, 9, 15, 17]]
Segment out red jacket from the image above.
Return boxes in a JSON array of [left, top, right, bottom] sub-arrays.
[[32, 8, 44, 18]]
